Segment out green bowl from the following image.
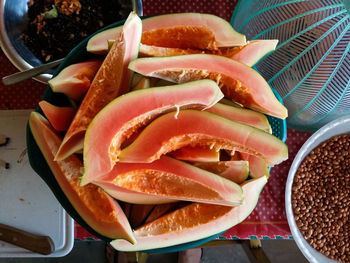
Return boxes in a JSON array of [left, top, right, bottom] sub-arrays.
[[27, 18, 287, 253]]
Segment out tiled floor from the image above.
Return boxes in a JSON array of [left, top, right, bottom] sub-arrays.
[[0, 240, 308, 263]]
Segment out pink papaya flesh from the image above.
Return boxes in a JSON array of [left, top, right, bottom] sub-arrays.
[[55, 12, 142, 161], [169, 145, 220, 162], [87, 13, 246, 54], [29, 112, 135, 243], [119, 110, 288, 166], [230, 40, 278, 67], [39, 101, 76, 132], [93, 156, 243, 206], [138, 39, 278, 67], [81, 80, 224, 186], [110, 176, 267, 251], [193, 160, 249, 184], [205, 102, 271, 133], [48, 59, 102, 101], [128, 54, 288, 119], [239, 152, 269, 179]]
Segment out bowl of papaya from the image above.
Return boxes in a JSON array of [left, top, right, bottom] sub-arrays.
[[26, 14, 288, 253]]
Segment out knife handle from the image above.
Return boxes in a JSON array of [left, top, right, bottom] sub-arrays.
[[0, 223, 55, 255]]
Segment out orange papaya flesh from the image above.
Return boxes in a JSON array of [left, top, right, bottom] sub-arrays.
[[39, 101, 76, 132], [55, 12, 142, 162], [110, 176, 267, 251], [119, 110, 288, 166], [87, 13, 246, 54], [81, 80, 223, 186], [169, 145, 220, 162], [128, 54, 288, 119], [206, 102, 271, 133], [144, 203, 182, 224], [94, 180, 175, 205], [193, 160, 249, 184], [48, 59, 102, 101], [94, 156, 243, 206], [129, 204, 155, 228], [28, 112, 135, 243], [141, 26, 217, 50]]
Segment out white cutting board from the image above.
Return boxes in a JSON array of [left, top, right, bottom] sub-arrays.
[[0, 110, 74, 257]]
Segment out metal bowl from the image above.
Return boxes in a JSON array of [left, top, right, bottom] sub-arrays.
[[0, 0, 143, 84], [285, 114, 350, 263]]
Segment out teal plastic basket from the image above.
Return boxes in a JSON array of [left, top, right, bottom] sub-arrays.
[[27, 18, 287, 253], [231, 0, 350, 132]]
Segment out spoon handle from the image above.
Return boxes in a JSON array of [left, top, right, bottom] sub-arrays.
[[2, 58, 64, 85]]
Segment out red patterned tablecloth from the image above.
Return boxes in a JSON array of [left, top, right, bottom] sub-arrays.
[[0, 0, 314, 241]]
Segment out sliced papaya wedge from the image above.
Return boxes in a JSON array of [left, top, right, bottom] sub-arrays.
[[169, 145, 220, 162], [206, 102, 271, 133], [55, 12, 142, 161], [39, 101, 76, 132], [128, 54, 288, 119], [29, 112, 135, 243], [87, 13, 246, 54], [81, 80, 223, 186], [94, 156, 243, 206], [144, 203, 181, 224], [110, 176, 267, 251], [119, 110, 288, 166], [239, 152, 269, 179], [129, 204, 155, 228], [138, 39, 278, 67], [193, 160, 249, 184], [48, 59, 102, 101]]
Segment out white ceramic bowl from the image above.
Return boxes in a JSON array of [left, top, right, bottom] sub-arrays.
[[285, 114, 350, 263]]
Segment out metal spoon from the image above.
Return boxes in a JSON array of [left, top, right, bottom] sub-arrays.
[[2, 58, 64, 85]]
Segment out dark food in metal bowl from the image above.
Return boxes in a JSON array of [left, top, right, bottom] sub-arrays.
[[21, 0, 132, 63], [292, 134, 350, 263]]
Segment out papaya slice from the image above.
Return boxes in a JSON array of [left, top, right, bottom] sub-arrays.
[[48, 59, 102, 101], [87, 13, 246, 54], [39, 101, 76, 132], [55, 12, 142, 161], [128, 54, 288, 119], [81, 80, 223, 186], [229, 40, 278, 67], [129, 204, 155, 228], [110, 176, 267, 251], [138, 39, 278, 67], [144, 203, 181, 224], [131, 76, 151, 90], [169, 145, 220, 162], [206, 102, 271, 133], [29, 112, 135, 243], [193, 161, 249, 184], [93, 182, 175, 205], [94, 156, 243, 206], [119, 110, 288, 166], [239, 152, 269, 179]]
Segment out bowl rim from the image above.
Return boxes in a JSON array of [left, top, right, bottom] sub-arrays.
[[285, 114, 350, 263], [0, 0, 143, 84]]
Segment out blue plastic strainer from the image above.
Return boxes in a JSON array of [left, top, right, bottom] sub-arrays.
[[231, 0, 350, 132]]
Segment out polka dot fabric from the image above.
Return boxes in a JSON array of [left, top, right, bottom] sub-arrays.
[[1, 1, 314, 240], [142, 0, 238, 22]]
